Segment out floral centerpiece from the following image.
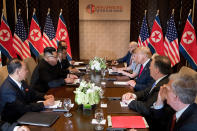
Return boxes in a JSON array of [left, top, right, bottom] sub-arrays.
[[89, 57, 107, 72], [74, 80, 102, 107]]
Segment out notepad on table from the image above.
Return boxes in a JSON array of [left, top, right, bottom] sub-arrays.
[[75, 66, 86, 70], [113, 81, 128, 85], [108, 69, 116, 74], [111, 116, 148, 128], [37, 100, 62, 109], [73, 62, 84, 66]]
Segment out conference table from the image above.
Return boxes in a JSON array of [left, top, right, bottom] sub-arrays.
[[30, 63, 149, 131]]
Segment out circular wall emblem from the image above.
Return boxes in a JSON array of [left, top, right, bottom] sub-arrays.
[[182, 31, 194, 44], [0, 29, 10, 41], [86, 4, 95, 14], [151, 31, 162, 43], [30, 29, 41, 41], [59, 29, 67, 40]]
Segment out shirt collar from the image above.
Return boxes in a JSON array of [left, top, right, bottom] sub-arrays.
[[142, 59, 150, 68], [9, 75, 22, 90], [155, 75, 168, 85], [58, 58, 61, 62], [176, 104, 190, 122]]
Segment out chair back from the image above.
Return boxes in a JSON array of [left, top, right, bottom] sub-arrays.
[[24, 57, 37, 85], [0, 66, 8, 86]]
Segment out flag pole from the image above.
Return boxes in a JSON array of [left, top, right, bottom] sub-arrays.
[[192, 0, 195, 22], [60, 9, 63, 16], [26, 0, 29, 33], [1, 9, 3, 20], [2, 0, 7, 19], [47, 8, 50, 15], [185, 9, 192, 67], [33, 8, 36, 15], [14, 0, 17, 24], [189, 9, 192, 18], [172, 9, 175, 15], [144, 10, 147, 16], [18, 9, 21, 15], [156, 10, 159, 16]]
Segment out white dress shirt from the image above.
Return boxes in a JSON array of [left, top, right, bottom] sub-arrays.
[[9, 75, 23, 90]]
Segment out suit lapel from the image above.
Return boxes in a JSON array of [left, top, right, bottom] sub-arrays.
[[137, 60, 151, 80], [8, 76, 25, 99], [174, 104, 196, 130], [149, 75, 169, 95]]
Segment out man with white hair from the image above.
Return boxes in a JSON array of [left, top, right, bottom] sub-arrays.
[[150, 67, 197, 131], [0, 59, 55, 123]]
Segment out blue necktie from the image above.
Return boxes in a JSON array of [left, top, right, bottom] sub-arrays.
[[149, 82, 156, 94], [20, 84, 25, 94]]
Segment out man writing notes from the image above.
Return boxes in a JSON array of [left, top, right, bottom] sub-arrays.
[[0, 59, 54, 123], [122, 55, 171, 116], [150, 67, 197, 131]]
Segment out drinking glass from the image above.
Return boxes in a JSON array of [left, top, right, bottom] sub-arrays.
[[86, 65, 90, 74], [101, 69, 106, 80], [99, 87, 105, 99], [95, 109, 104, 130], [63, 98, 72, 117]]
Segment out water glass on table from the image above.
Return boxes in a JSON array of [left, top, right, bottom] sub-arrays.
[[86, 65, 90, 74], [95, 109, 104, 130], [101, 69, 106, 80], [63, 98, 72, 117]]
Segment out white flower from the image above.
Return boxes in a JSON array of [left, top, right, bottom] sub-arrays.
[[74, 80, 101, 105], [80, 80, 87, 88], [89, 57, 106, 71]]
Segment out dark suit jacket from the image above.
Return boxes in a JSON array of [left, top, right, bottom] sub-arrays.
[[128, 75, 169, 116], [0, 121, 17, 131], [150, 103, 197, 131], [57, 59, 70, 78], [134, 60, 155, 91], [117, 51, 132, 65], [31, 59, 65, 93], [0, 76, 44, 123]]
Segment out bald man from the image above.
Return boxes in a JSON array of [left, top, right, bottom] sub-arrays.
[[114, 41, 138, 65]]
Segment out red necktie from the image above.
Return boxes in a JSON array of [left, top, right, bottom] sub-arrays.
[[139, 65, 144, 77], [170, 114, 176, 131]]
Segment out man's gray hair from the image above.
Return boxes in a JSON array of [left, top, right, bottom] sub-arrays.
[[169, 73, 197, 104]]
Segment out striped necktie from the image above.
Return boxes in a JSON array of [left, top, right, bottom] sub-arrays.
[[139, 65, 144, 77]]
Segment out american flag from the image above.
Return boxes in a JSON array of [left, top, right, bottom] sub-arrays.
[[43, 10, 57, 49], [13, 12, 31, 60], [164, 14, 180, 66], [138, 15, 149, 47]]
